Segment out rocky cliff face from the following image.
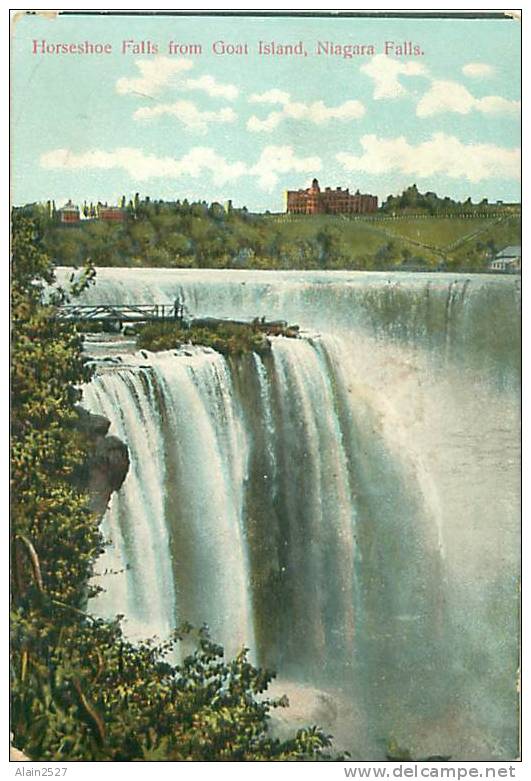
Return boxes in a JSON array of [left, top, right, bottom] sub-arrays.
[[73, 405, 129, 516]]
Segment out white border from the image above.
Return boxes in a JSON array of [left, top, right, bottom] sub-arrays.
[[4, 6, 525, 780]]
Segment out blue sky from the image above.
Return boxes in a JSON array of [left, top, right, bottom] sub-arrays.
[[11, 12, 521, 211]]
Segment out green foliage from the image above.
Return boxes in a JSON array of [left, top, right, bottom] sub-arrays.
[[11, 213, 100, 608], [12, 619, 335, 761], [381, 184, 517, 215], [137, 321, 274, 356], [444, 215, 521, 270], [11, 214, 335, 762], [15, 194, 520, 272]]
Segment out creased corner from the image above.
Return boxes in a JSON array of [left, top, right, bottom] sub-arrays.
[[11, 9, 59, 33]]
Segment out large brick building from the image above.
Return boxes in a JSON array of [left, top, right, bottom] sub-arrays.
[[286, 178, 378, 215]]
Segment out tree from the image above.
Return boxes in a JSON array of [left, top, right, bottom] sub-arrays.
[[317, 226, 348, 267], [10, 214, 337, 762], [129, 220, 157, 261], [376, 241, 396, 264], [11, 213, 99, 608]]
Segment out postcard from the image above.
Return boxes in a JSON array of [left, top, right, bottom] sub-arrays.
[[10, 9, 521, 767]]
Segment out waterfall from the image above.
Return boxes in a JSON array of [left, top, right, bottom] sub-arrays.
[[76, 268, 519, 760], [83, 369, 174, 641], [268, 337, 358, 676], [85, 349, 255, 658], [58, 267, 521, 386]]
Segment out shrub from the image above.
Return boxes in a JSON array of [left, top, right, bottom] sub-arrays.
[[136, 321, 272, 356], [10, 214, 334, 761]]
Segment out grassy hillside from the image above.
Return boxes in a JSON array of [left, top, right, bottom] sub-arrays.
[[261, 212, 520, 270], [375, 217, 491, 247], [20, 200, 520, 272], [443, 215, 521, 268]]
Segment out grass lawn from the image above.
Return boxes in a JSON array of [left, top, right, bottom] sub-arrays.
[[376, 217, 491, 248]]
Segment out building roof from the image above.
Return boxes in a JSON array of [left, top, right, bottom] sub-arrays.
[[495, 245, 521, 259], [58, 199, 79, 212]]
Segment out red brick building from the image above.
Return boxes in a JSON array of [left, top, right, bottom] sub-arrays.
[[286, 178, 378, 215], [98, 205, 126, 222], [57, 200, 80, 223]]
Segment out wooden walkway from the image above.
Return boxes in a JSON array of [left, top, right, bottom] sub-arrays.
[[56, 303, 184, 323]]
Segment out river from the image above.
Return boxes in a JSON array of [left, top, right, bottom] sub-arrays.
[[55, 267, 521, 760]]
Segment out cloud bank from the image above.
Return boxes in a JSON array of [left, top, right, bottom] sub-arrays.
[[360, 54, 515, 123], [247, 96, 365, 132], [116, 58, 194, 96], [417, 80, 520, 117], [360, 54, 428, 99], [336, 133, 520, 183], [40, 147, 246, 186], [116, 57, 239, 103], [249, 89, 291, 105], [183, 74, 239, 101], [462, 62, 495, 79], [133, 101, 237, 132], [40, 145, 321, 190], [250, 146, 322, 190]]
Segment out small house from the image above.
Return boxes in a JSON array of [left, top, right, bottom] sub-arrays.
[[490, 245, 521, 272], [57, 200, 80, 224], [98, 205, 126, 222]]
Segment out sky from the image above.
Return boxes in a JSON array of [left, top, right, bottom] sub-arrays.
[[11, 11, 521, 212]]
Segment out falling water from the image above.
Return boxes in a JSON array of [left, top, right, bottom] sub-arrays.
[[73, 268, 519, 760], [83, 369, 174, 640]]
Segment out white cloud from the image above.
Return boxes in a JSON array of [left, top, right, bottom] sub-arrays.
[[309, 100, 366, 123], [247, 96, 365, 133], [249, 89, 291, 105], [462, 62, 495, 79], [360, 54, 515, 125], [250, 145, 321, 190], [247, 111, 284, 133], [40, 144, 322, 191], [116, 57, 193, 96], [183, 74, 239, 101], [40, 147, 247, 186], [133, 100, 237, 132], [116, 57, 238, 105], [336, 133, 520, 183], [417, 79, 520, 117], [360, 54, 428, 99]]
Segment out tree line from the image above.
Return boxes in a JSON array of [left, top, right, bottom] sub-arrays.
[[14, 186, 519, 271], [380, 184, 513, 215], [18, 197, 361, 270]]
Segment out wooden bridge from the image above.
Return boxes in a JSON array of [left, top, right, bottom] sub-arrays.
[[55, 304, 298, 337], [56, 302, 185, 324]]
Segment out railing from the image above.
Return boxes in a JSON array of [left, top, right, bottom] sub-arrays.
[[56, 303, 184, 322]]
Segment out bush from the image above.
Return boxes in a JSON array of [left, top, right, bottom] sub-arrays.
[[10, 214, 334, 761], [11, 617, 335, 761], [137, 321, 272, 356]]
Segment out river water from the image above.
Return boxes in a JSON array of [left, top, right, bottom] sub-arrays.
[[56, 268, 520, 760]]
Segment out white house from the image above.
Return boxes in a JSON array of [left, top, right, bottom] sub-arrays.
[[490, 245, 521, 272]]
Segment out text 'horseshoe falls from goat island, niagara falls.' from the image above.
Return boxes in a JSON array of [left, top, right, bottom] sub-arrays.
[[58, 267, 520, 761]]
